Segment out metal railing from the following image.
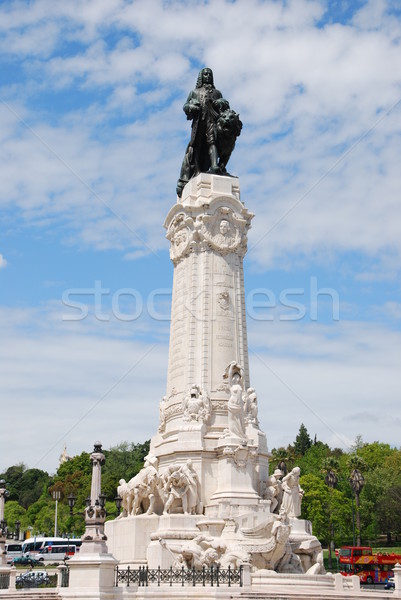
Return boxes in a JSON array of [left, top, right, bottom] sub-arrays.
[[60, 565, 70, 587], [115, 565, 243, 587], [0, 572, 10, 589], [16, 572, 58, 589]]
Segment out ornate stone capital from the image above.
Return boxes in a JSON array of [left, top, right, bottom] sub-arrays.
[[165, 199, 254, 264]]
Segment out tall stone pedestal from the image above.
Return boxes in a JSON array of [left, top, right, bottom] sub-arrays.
[[106, 174, 322, 579]]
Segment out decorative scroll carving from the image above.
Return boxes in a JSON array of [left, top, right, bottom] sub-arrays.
[[166, 213, 195, 264]]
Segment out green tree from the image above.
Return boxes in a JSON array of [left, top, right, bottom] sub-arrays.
[[270, 447, 295, 476], [301, 473, 352, 550], [293, 424, 312, 456], [298, 442, 331, 477], [102, 441, 150, 499], [376, 486, 401, 543], [348, 454, 367, 546], [4, 500, 27, 532]]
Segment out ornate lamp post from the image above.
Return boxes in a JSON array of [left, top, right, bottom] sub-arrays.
[[14, 520, 20, 541], [0, 480, 10, 566], [52, 489, 61, 537], [114, 495, 122, 516]]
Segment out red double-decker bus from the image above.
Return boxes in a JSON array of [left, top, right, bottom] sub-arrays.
[[338, 546, 372, 564], [338, 546, 401, 585]]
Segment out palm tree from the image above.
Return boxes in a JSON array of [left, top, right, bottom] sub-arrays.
[[323, 457, 339, 489], [348, 455, 366, 546], [271, 447, 293, 476], [322, 457, 339, 569]]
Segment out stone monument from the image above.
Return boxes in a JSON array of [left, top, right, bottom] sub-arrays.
[[105, 67, 322, 576]]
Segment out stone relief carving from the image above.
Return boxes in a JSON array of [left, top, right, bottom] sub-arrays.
[[197, 207, 247, 256], [223, 444, 249, 468], [164, 402, 183, 420], [166, 213, 195, 264], [182, 384, 211, 425], [158, 396, 167, 433], [166, 206, 253, 264], [157, 510, 310, 573], [217, 290, 230, 312]]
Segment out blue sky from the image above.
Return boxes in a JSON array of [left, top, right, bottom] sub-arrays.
[[1, 0, 400, 474]]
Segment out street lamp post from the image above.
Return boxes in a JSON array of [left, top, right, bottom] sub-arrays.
[[52, 490, 61, 537], [14, 520, 20, 541], [0, 480, 10, 566]]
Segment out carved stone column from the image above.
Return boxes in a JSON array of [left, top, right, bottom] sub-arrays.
[[60, 443, 118, 600], [80, 442, 108, 555], [150, 173, 269, 508]]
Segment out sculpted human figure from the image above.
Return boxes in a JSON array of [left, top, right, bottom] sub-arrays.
[[281, 466, 304, 518], [176, 67, 242, 197], [269, 469, 284, 513], [244, 387, 258, 424], [226, 362, 247, 440], [159, 535, 223, 569], [163, 465, 190, 514], [181, 459, 202, 514]]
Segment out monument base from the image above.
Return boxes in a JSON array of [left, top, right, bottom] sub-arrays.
[[60, 552, 119, 600]]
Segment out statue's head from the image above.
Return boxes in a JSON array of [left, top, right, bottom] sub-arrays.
[[196, 67, 214, 88], [219, 219, 230, 235]]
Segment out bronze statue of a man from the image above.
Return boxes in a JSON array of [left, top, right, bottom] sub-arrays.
[[176, 68, 242, 197]]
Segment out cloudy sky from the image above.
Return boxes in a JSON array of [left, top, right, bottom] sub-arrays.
[[1, 0, 400, 475]]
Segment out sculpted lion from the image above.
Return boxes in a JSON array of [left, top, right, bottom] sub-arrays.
[[215, 108, 243, 175]]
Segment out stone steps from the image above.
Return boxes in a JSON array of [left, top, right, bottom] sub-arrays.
[[1, 591, 60, 600]]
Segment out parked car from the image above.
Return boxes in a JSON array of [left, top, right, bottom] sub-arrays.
[[384, 577, 395, 590], [16, 571, 50, 587], [11, 555, 42, 567]]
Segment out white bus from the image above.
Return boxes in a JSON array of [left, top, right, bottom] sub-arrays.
[[22, 537, 81, 555], [33, 544, 76, 562], [5, 542, 23, 563]]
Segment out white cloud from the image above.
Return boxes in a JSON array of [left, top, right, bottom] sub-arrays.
[[0, 254, 6, 269], [0, 300, 400, 473], [0, 303, 168, 473], [0, 0, 400, 275], [0, 0, 400, 473]]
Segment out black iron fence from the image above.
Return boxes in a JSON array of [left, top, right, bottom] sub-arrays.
[[16, 572, 57, 589], [60, 565, 70, 587], [0, 572, 10, 589], [115, 565, 243, 587]]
